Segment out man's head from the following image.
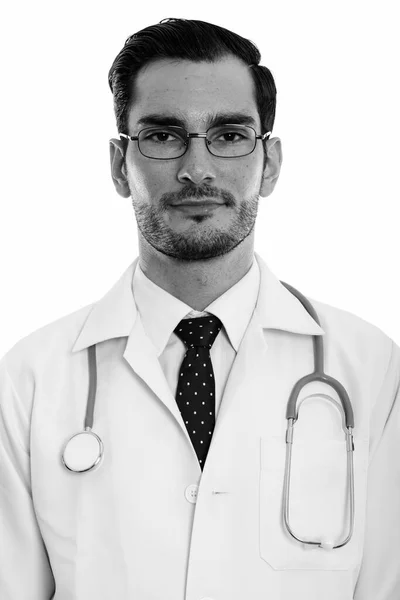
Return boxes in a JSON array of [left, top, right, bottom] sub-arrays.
[[109, 18, 282, 262]]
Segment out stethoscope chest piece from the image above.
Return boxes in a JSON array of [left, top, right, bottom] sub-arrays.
[[62, 429, 104, 473]]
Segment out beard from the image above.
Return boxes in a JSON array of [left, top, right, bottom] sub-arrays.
[[130, 183, 261, 262]]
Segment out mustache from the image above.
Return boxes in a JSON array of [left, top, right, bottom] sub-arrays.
[[160, 184, 235, 206]]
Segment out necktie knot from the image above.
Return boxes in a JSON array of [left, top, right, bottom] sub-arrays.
[[174, 315, 223, 349]]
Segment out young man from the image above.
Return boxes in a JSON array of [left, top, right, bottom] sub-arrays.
[[1, 18, 399, 600]]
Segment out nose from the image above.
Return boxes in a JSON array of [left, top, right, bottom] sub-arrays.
[[176, 136, 217, 186]]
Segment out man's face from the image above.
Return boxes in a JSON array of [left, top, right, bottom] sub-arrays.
[[111, 55, 281, 261]]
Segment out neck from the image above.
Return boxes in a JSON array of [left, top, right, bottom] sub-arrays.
[[138, 233, 255, 312]]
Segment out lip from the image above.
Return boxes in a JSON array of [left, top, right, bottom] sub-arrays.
[[171, 203, 224, 213], [170, 200, 225, 206]]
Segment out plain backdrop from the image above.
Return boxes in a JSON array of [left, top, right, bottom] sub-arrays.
[[0, 0, 399, 357]]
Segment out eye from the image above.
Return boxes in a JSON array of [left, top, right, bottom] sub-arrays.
[[142, 129, 183, 143], [218, 131, 246, 143], [210, 127, 252, 144], [149, 132, 173, 142]]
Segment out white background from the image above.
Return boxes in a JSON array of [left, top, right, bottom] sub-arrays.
[[1, 0, 399, 356]]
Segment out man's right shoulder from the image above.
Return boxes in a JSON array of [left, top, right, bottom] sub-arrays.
[[1, 302, 96, 372]]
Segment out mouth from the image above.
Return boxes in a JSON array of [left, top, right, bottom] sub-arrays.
[[170, 200, 225, 207], [170, 202, 225, 213]]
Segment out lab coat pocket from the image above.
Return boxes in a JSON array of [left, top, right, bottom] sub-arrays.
[[259, 433, 368, 570]]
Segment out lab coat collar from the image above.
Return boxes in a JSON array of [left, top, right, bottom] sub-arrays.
[[72, 252, 324, 353], [253, 254, 325, 336]]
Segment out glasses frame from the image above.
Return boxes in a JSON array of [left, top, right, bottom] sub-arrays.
[[119, 124, 272, 160]]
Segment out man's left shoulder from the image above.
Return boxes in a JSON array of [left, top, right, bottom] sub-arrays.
[[308, 296, 398, 372]]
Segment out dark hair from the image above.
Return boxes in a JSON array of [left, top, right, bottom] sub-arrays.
[[108, 18, 277, 142]]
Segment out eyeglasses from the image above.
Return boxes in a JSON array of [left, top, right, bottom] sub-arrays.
[[119, 124, 271, 160]]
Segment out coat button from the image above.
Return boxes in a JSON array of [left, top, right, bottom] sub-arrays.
[[184, 484, 198, 503]]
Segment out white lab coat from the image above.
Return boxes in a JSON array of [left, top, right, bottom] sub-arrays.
[[1, 252, 400, 600]]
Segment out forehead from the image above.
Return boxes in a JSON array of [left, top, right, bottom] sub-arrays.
[[128, 56, 260, 129]]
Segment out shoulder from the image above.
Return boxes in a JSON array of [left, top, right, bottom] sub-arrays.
[[308, 296, 399, 381], [0, 302, 95, 379]]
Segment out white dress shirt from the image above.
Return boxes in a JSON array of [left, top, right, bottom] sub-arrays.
[[132, 255, 260, 417]]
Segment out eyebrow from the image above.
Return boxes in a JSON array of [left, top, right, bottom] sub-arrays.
[[136, 112, 258, 129]]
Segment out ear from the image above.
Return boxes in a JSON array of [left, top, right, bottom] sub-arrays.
[[259, 137, 283, 198], [109, 137, 131, 198]]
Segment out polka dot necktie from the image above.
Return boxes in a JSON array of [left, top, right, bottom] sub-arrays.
[[174, 315, 223, 470]]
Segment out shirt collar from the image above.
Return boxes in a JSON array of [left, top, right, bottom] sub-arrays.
[[72, 252, 324, 353], [132, 255, 260, 356]]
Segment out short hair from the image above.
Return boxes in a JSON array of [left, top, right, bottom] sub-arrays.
[[108, 18, 277, 141]]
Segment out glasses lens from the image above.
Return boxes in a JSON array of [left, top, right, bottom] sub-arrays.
[[207, 125, 256, 157], [138, 127, 187, 159]]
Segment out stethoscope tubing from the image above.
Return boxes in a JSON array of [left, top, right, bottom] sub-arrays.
[[280, 281, 355, 550], [280, 281, 354, 428], [85, 344, 97, 430]]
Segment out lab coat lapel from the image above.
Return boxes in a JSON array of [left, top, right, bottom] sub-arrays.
[[212, 312, 270, 438], [72, 259, 183, 430], [123, 312, 184, 426]]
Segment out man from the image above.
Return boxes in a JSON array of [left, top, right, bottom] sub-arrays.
[[0, 18, 399, 600]]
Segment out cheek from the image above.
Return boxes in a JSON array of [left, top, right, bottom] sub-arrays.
[[127, 160, 172, 199], [227, 161, 262, 194]]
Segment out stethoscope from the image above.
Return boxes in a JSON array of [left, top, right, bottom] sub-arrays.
[[61, 282, 355, 551]]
